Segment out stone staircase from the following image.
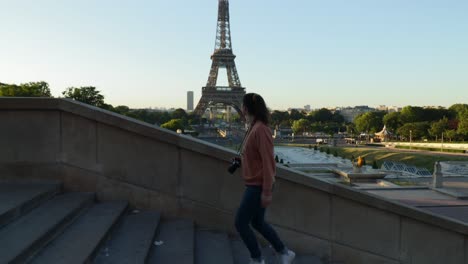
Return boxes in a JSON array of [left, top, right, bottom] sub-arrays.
[[0, 181, 323, 264]]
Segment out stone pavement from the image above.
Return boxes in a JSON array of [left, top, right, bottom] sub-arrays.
[[367, 177, 468, 226]]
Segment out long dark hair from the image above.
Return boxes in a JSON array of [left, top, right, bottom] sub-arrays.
[[242, 93, 270, 125]]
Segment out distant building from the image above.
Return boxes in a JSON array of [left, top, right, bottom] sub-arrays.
[[387, 106, 402, 112], [339, 106, 375, 122], [187, 91, 194, 111], [304, 105, 311, 112], [423, 105, 446, 109], [377, 105, 388, 111], [287, 107, 305, 113], [377, 105, 403, 112]]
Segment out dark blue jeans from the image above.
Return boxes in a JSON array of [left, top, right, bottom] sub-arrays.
[[235, 185, 285, 259]]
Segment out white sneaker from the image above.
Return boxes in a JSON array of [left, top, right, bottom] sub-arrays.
[[249, 259, 265, 264], [279, 249, 295, 264]]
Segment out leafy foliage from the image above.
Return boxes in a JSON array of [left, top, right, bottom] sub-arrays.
[[396, 122, 430, 140], [161, 119, 185, 132], [354, 111, 386, 133], [62, 86, 105, 107], [429, 117, 449, 139], [0, 81, 51, 97], [383, 112, 401, 132], [292, 119, 310, 134]]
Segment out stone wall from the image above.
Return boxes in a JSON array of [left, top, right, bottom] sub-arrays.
[[2, 98, 468, 263]]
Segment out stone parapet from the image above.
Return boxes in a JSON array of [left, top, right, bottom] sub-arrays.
[[1, 97, 468, 263]]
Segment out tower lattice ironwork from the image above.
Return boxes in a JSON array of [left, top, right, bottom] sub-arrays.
[[194, 0, 246, 116]]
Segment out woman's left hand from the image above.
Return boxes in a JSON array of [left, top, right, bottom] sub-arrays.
[[261, 193, 272, 208]]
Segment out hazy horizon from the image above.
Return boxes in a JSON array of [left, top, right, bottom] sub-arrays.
[[1, 0, 467, 110]]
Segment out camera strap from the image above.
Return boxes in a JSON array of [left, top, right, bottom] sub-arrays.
[[236, 123, 254, 156]]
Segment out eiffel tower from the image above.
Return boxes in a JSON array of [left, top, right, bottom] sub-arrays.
[[194, 0, 246, 117]]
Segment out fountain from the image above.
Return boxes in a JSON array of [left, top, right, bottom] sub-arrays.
[[332, 156, 387, 183], [275, 148, 388, 184]]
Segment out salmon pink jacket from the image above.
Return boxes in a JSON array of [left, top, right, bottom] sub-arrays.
[[241, 121, 276, 196]]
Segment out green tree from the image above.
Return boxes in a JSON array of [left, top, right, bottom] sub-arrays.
[[0, 81, 51, 97], [332, 112, 345, 123], [187, 113, 201, 125], [429, 117, 449, 139], [449, 104, 468, 141], [292, 118, 310, 134], [289, 109, 305, 121], [62, 86, 105, 107], [280, 120, 292, 128], [161, 119, 185, 132], [172, 108, 188, 119], [449, 104, 468, 120], [383, 112, 401, 133], [113, 105, 131, 115], [457, 119, 468, 139], [397, 122, 430, 141], [444, 129, 457, 142], [320, 122, 342, 135], [309, 108, 333, 123], [354, 111, 385, 133], [100, 103, 115, 112], [309, 123, 322, 133], [345, 123, 357, 135], [158, 112, 172, 125], [400, 106, 425, 123], [423, 108, 454, 122], [271, 111, 290, 127]]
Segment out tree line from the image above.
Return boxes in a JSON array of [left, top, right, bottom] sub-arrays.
[[2, 81, 467, 141], [353, 106, 468, 141], [0, 81, 199, 132], [271, 108, 346, 135], [272, 105, 467, 141]]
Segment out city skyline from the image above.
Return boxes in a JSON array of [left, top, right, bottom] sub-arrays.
[[1, 0, 467, 110]]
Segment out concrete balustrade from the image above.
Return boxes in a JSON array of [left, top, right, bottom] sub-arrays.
[[2, 97, 468, 263]]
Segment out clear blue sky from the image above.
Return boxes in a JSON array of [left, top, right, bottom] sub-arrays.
[[1, 0, 467, 110]]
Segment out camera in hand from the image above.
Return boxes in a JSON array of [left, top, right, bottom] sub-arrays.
[[228, 157, 241, 174]]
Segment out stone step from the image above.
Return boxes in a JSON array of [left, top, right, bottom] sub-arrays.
[[0, 192, 94, 264], [295, 255, 324, 264], [94, 210, 161, 264], [147, 219, 194, 264], [262, 245, 279, 264], [195, 230, 234, 264], [0, 181, 61, 228], [230, 238, 250, 264], [30, 201, 128, 264], [263, 246, 324, 264]]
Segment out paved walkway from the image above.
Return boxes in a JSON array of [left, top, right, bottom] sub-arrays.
[[368, 177, 468, 225]]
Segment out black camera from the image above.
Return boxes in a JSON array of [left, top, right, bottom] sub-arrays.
[[228, 157, 241, 174]]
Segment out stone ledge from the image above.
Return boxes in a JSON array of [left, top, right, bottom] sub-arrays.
[[332, 183, 468, 235], [432, 187, 468, 200], [0, 98, 235, 162]]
